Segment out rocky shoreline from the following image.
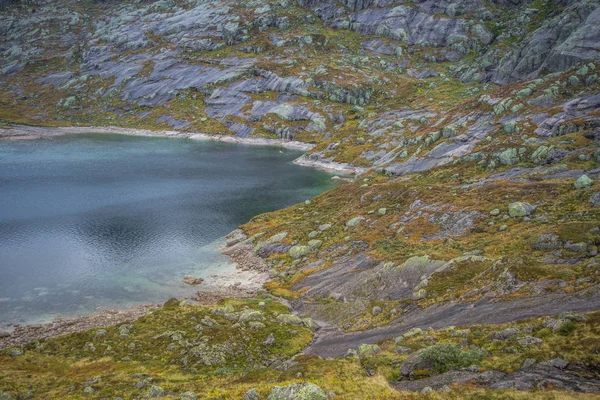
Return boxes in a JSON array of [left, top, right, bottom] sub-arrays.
[[0, 229, 272, 351], [0, 124, 364, 175]]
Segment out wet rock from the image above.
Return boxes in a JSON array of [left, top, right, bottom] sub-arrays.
[[183, 275, 204, 285]]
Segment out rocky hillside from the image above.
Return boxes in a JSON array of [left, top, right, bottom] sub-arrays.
[[1, 0, 600, 398]]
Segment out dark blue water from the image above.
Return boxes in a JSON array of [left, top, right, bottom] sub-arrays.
[[0, 134, 337, 325]]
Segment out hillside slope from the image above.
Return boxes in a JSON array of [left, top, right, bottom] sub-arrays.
[[1, 0, 600, 398]]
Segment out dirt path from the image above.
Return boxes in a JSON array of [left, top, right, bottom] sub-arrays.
[[304, 285, 600, 357]]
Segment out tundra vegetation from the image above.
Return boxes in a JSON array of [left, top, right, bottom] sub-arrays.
[[1, 0, 600, 398]]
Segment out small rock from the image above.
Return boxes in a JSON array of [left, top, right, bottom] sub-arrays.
[[371, 306, 382, 316], [522, 358, 537, 368], [489, 327, 520, 341], [517, 336, 543, 346], [267, 383, 327, 400], [357, 343, 380, 357], [346, 216, 364, 227], [180, 391, 198, 400], [489, 209, 501, 216], [183, 275, 204, 286], [83, 386, 94, 395], [542, 358, 568, 369], [264, 333, 275, 346], [243, 388, 260, 400], [146, 385, 166, 398]]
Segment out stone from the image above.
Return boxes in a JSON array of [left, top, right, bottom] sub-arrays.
[[0, 393, 13, 400], [508, 202, 535, 217], [183, 275, 204, 285], [243, 389, 261, 400], [267, 383, 327, 400], [0, 331, 10, 338], [522, 358, 537, 368], [289, 245, 311, 259], [83, 386, 94, 395], [180, 392, 198, 400], [276, 314, 303, 325], [378, 208, 387, 215], [489, 327, 520, 341], [568, 75, 580, 87], [517, 336, 543, 346], [371, 306, 382, 316], [239, 309, 265, 322], [145, 385, 166, 398], [489, 209, 501, 216], [346, 216, 364, 227], [574, 174, 593, 189], [357, 343, 380, 357], [318, 224, 331, 231], [400, 349, 436, 377], [308, 240, 323, 250], [264, 333, 275, 346]]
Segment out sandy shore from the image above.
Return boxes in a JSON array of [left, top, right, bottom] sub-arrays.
[[0, 230, 271, 350], [0, 124, 314, 150]]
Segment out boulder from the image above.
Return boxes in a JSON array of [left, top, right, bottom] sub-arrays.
[[400, 349, 436, 377], [289, 245, 311, 259], [267, 383, 327, 400], [508, 202, 535, 217], [574, 174, 593, 189]]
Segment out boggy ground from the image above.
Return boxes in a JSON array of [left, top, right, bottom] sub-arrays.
[[2, 0, 600, 397]]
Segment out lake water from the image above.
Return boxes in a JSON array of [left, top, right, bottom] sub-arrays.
[[0, 134, 337, 326]]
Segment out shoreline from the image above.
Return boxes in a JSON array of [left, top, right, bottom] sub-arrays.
[[0, 125, 349, 348], [0, 230, 271, 350], [0, 124, 361, 175]]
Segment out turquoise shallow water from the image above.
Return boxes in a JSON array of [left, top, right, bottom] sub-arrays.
[[0, 134, 337, 326]]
